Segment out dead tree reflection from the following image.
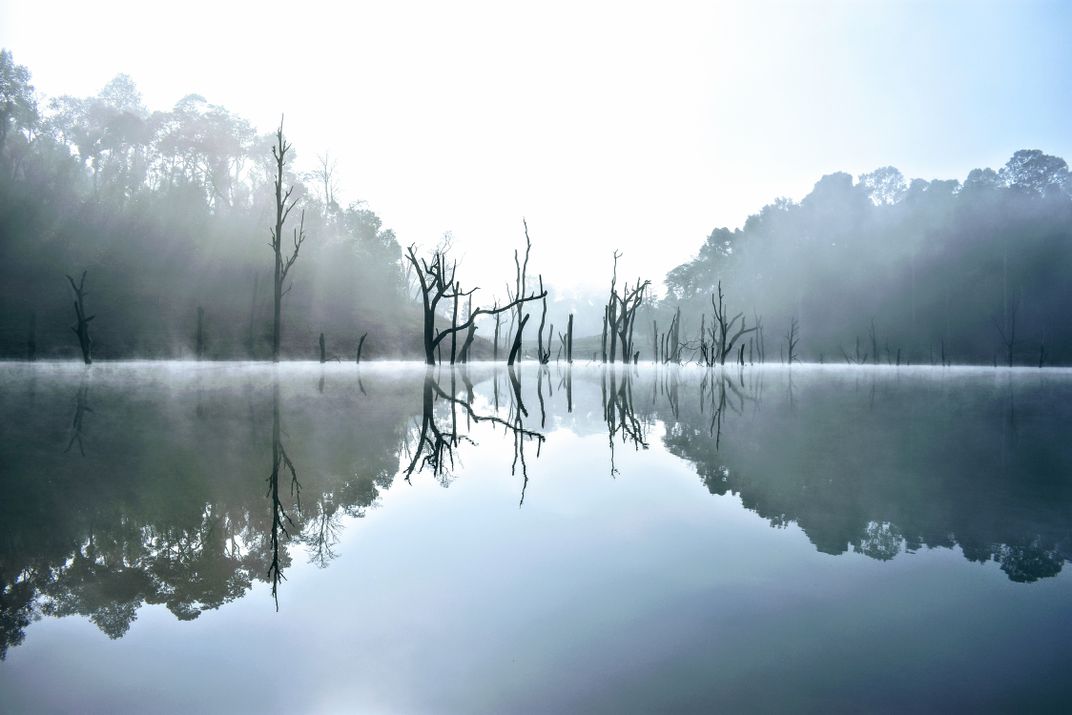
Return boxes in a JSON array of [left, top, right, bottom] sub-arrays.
[[602, 368, 650, 477], [266, 383, 302, 610], [404, 370, 545, 505], [65, 383, 92, 456]]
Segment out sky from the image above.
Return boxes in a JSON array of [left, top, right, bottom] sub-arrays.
[[1, 0, 1070, 293]]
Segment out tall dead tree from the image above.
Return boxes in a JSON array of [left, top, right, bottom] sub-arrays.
[[511, 220, 534, 362], [612, 279, 649, 364], [599, 251, 648, 364], [459, 294, 477, 363], [404, 244, 545, 366], [493, 308, 502, 361], [66, 271, 93, 365], [604, 251, 622, 362], [536, 275, 552, 364], [269, 116, 308, 363]]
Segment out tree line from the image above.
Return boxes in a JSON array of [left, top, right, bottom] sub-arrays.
[[3, 47, 1070, 366], [658, 153, 1072, 366]]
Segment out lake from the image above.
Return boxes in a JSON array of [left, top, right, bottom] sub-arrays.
[[1, 362, 1070, 713]]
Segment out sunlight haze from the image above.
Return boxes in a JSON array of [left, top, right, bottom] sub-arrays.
[[1, 0, 1069, 292]]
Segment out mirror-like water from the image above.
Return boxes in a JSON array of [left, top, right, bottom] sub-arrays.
[[1, 362, 1070, 712]]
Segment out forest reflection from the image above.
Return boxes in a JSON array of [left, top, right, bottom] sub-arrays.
[[1, 363, 1070, 658]]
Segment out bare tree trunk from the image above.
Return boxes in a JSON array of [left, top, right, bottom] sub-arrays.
[[66, 271, 93, 365], [601, 306, 608, 363], [450, 283, 461, 364], [319, 332, 326, 363], [493, 309, 501, 362], [356, 332, 367, 363], [536, 275, 550, 363], [508, 314, 530, 366], [270, 117, 307, 363], [567, 313, 573, 364]]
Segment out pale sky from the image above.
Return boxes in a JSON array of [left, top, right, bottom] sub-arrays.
[[1, 0, 1069, 294]]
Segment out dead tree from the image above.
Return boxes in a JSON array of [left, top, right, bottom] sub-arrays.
[[319, 333, 326, 363], [784, 316, 800, 365], [662, 307, 682, 363], [450, 282, 461, 364], [536, 275, 551, 364], [356, 332, 367, 363], [753, 310, 766, 363], [603, 251, 623, 362], [196, 306, 205, 360], [566, 313, 573, 363], [508, 314, 530, 366], [612, 279, 649, 364], [66, 271, 93, 365], [599, 251, 649, 364], [459, 294, 477, 363], [511, 219, 534, 361], [493, 308, 502, 361], [404, 244, 545, 365], [269, 116, 308, 363], [699, 281, 756, 366], [601, 306, 609, 362]]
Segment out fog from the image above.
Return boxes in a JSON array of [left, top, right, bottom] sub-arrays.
[[3, 5, 1072, 709]]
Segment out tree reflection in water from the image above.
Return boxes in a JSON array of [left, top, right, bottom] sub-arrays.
[[0, 364, 1070, 658]]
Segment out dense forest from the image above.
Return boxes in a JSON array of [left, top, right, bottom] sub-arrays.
[[2, 47, 1071, 365], [0, 50, 412, 360], [659, 152, 1072, 366]]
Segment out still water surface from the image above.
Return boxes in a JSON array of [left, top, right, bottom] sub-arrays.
[[1, 362, 1070, 712]]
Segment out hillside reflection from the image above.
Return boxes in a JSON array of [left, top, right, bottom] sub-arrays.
[[1, 364, 1070, 658]]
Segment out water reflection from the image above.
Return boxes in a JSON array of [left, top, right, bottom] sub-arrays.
[[0, 363, 1070, 659]]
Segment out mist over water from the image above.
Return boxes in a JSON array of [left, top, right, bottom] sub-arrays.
[[1, 362, 1070, 711], [2, 3, 1072, 710]]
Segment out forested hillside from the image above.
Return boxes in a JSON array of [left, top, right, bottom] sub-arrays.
[[0, 50, 415, 359], [661, 153, 1072, 365]]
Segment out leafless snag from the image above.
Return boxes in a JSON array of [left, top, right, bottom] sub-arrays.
[[356, 332, 367, 363], [536, 275, 552, 364], [404, 243, 545, 365], [699, 281, 757, 367], [66, 270, 94, 365], [269, 116, 308, 363], [508, 314, 530, 366], [784, 316, 800, 365]]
